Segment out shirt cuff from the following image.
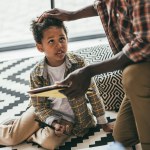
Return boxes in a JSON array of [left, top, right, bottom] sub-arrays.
[[45, 115, 61, 125], [97, 115, 108, 124], [122, 43, 143, 62], [122, 43, 132, 59]]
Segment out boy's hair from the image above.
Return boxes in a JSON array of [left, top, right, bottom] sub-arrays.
[[30, 17, 68, 44]]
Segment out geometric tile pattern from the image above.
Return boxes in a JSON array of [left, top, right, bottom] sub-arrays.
[[0, 45, 118, 150], [73, 45, 124, 111]]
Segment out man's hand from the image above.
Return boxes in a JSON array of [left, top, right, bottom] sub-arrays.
[[57, 66, 92, 99], [37, 8, 72, 23]]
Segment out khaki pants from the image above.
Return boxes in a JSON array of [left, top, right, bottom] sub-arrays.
[[0, 107, 69, 150], [113, 62, 150, 150]]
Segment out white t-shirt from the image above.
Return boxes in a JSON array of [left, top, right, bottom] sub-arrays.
[[46, 62, 75, 125]]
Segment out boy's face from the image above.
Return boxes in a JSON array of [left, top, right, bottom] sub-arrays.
[[36, 26, 68, 67]]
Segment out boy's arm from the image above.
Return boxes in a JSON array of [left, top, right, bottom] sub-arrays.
[[74, 54, 107, 124], [29, 73, 58, 123], [86, 79, 107, 124]]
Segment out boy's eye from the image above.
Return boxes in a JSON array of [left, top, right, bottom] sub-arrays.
[[48, 39, 54, 44], [59, 37, 66, 42]]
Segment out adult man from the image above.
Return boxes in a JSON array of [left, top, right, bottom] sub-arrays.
[[38, 0, 150, 149]]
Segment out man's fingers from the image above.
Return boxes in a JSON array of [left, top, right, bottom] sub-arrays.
[[57, 77, 72, 87], [59, 88, 73, 97], [37, 13, 50, 23], [58, 80, 82, 98], [36, 11, 52, 23], [60, 88, 81, 99], [60, 78, 70, 86], [37, 9, 61, 23], [67, 91, 82, 99], [47, 8, 58, 14]]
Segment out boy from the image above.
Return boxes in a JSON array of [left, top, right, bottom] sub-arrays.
[[0, 16, 112, 150]]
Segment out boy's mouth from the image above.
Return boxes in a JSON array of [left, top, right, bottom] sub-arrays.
[[56, 50, 65, 56]]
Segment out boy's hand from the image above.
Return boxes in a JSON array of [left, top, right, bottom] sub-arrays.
[[53, 123, 66, 136], [101, 122, 114, 132], [52, 121, 70, 136]]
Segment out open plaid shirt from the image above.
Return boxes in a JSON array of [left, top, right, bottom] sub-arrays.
[[29, 53, 106, 136], [94, 0, 150, 62]]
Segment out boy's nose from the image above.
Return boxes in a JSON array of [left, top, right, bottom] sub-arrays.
[[55, 42, 62, 48]]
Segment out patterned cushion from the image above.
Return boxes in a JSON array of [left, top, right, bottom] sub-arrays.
[[73, 45, 125, 110]]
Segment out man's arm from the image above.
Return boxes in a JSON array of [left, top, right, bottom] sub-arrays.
[[57, 0, 149, 98], [89, 51, 133, 77], [59, 51, 133, 98], [38, 5, 98, 22], [66, 5, 98, 20]]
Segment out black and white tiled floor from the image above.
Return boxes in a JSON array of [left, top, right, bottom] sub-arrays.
[[0, 51, 117, 150]]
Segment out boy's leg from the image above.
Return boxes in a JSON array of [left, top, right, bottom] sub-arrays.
[[0, 107, 39, 145], [27, 124, 70, 150], [122, 62, 150, 150]]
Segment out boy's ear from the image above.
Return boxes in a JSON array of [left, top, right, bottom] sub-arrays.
[[36, 43, 44, 52]]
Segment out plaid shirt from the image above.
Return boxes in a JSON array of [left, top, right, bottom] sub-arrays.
[[29, 53, 105, 136], [94, 0, 150, 62]]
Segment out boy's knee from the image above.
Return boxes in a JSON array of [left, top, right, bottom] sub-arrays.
[[40, 135, 60, 150], [41, 142, 58, 150], [4, 136, 22, 146]]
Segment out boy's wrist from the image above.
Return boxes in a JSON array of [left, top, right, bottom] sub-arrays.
[[97, 115, 108, 124], [85, 65, 93, 78], [52, 120, 58, 127]]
